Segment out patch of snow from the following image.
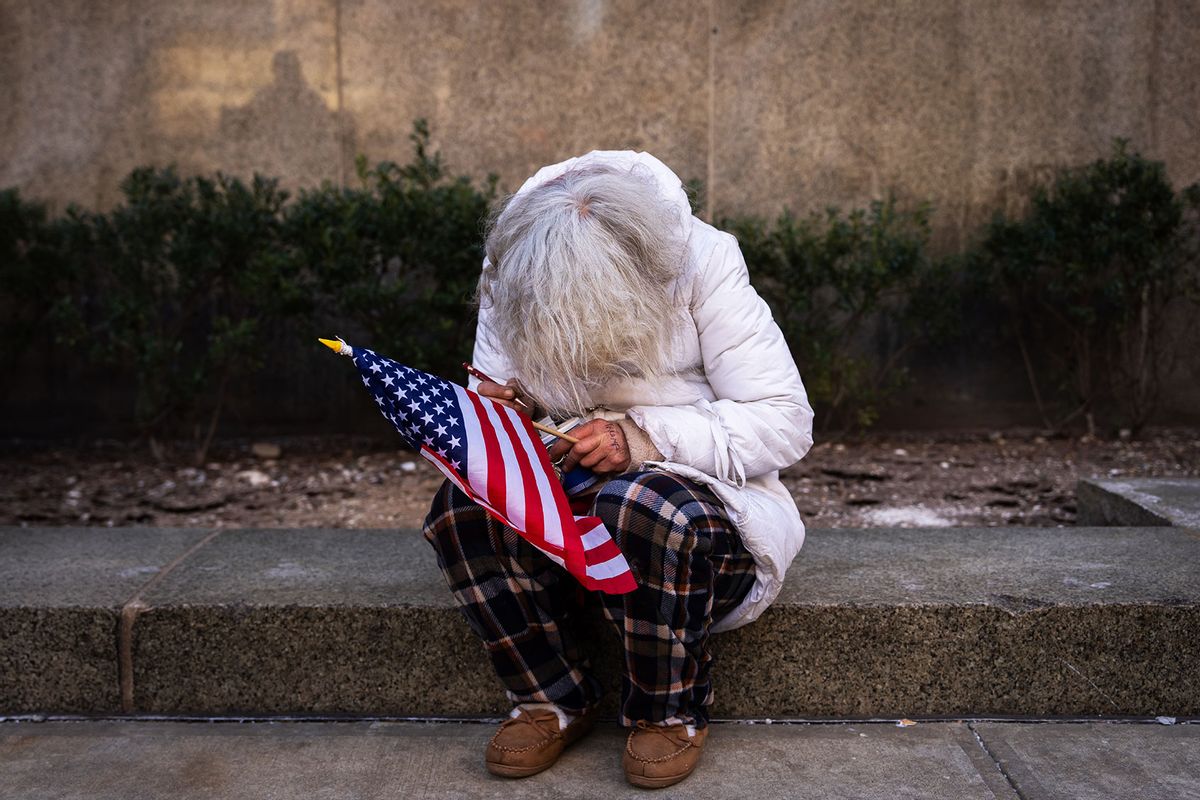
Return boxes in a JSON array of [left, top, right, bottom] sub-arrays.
[[236, 469, 271, 487], [863, 506, 954, 527]]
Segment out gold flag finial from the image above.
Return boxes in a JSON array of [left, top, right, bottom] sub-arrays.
[[318, 336, 353, 357]]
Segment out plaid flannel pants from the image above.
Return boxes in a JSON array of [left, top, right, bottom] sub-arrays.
[[421, 469, 757, 730]]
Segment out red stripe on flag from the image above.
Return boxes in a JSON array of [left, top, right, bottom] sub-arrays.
[[421, 446, 516, 530], [467, 392, 510, 522], [426, 393, 635, 596], [583, 537, 623, 566], [493, 406, 544, 545], [514, 414, 589, 580], [573, 515, 638, 593]]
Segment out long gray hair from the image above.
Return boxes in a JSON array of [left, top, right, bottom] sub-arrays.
[[478, 162, 687, 418]]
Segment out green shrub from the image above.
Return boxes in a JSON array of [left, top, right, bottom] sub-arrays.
[[78, 168, 303, 463], [7, 126, 1197, 448], [287, 119, 497, 378], [723, 194, 940, 431], [0, 121, 497, 462], [969, 138, 1200, 434], [0, 189, 84, 361]]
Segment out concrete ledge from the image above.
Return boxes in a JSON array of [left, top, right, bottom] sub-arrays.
[[1077, 478, 1200, 527], [0, 528, 215, 712], [2, 526, 1198, 718]]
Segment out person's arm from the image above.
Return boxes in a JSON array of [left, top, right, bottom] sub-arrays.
[[624, 232, 814, 486], [616, 418, 665, 469]]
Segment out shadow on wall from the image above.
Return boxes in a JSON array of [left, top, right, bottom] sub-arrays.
[[216, 50, 356, 186]]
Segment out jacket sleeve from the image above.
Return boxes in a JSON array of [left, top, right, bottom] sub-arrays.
[[625, 232, 815, 486], [466, 256, 515, 392]]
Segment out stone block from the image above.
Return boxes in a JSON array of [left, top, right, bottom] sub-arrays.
[[5, 525, 1198, 717], [1076, 478, 1200, 528], [711, 525, 1200, 717], [118, 526, 1200, 718], [130, 527, 506, 715], [0, 526, 214, 712]]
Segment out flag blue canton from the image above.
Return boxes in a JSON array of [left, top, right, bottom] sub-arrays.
[[353, 348, 467, 470]]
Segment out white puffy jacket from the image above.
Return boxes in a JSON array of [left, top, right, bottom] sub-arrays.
[[468, 149, 815, 632]]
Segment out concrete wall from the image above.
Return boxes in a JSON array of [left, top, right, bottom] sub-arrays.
[[3, 0, 1200, 437], [3, 0, 1199, 250]]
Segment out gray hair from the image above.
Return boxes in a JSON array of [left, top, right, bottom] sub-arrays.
[[478, 162, 687, 418]]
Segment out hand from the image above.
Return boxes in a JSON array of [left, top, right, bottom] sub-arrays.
[[548, 419, 631, 476], [476, 379, 533, 415]]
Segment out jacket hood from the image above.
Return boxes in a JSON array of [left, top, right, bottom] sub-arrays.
[[512, 150, 696, 240]]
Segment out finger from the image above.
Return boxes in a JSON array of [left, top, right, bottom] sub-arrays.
[[563, 433, 605, 472], [579, 442, 624, 470], [548, 438, 572, 460], [501, 379, 529, 408], [566, 434, 604, 465], [476, 380, 518, 409], [578, 449, 609, 469], [568, 420, 607, 439], [577, 433, 615, 467], [478, 380, 517, 400], [549, 424, 596, 462], [581, 424, 630, 473], [490, 380, 539, 416], [550, 420, 602, 464], [590, 455, 630, 476]]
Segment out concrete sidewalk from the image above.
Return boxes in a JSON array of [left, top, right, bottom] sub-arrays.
[[1, 718, 1197, 800]]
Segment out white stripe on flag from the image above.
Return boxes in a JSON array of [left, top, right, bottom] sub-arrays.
[[578, 524, 611, 551], [454, 385, 492, 501], [586, 553, 632, 580], [501, 404, 565, 549], [477, 395, 529, 531]]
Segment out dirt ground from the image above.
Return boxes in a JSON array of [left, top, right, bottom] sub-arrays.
[[3, 428, 1198, 530]]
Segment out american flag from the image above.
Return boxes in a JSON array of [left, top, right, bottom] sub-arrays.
[[348, 343, 637, 594]]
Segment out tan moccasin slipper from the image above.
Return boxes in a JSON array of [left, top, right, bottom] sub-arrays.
[[622, 720, 709, 789], [485, 704, 598, 778]]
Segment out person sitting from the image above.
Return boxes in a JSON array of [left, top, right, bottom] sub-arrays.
[[421, 149, 814, 789]]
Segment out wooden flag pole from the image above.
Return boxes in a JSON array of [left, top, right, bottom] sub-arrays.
[[532, 421, 579, 444]]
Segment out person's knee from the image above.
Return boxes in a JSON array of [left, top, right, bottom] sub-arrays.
[[593, 471, 651, 535], [593, 470, 706, 549], [423, 478, 521, 564]]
